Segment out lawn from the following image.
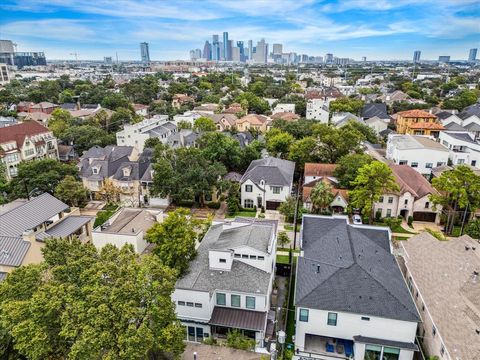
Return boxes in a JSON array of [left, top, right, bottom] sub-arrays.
[[393, 236, 409, 241], [284, 224, 300, 231], [93, 204, 119, 228], [391, 224, 416, 234], [276, 254, 290, 264], [285, 270, 296, 344]]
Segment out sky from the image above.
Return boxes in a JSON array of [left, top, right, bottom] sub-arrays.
[[1, 0, 479, 61]]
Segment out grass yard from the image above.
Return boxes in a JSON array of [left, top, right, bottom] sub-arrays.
[[276, 255, 290, 264], [284, 224, 300, 231], [393, 236, 409, 241], [391, 224, 416, 234], [233, 210, 257, 218]]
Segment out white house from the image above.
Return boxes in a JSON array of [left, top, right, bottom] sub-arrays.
[[294, 215, 420, 360], [439, 131, 480, 167], [272, 103, 295, 115], [386, 134, 449, 176], [172, 111, 202, 126], [116, 117, 177, 152], [172, 218, 277, 350], [92, 208, 162, 253], [365, 116, 390, 135], [306, 99, 329, 123], [374, 164, 442, 223], [240, 157, 295, 210]]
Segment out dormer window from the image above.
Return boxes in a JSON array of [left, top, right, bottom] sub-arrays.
[[123, 167, 131, 177], [92, 167, 99, 174]]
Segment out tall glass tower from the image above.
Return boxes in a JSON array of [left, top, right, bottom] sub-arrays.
[[140, 42, 150, 62]]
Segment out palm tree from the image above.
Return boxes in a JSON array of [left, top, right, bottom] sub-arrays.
[[310, 181, 334, 214]]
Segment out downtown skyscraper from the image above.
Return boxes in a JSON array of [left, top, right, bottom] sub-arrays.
[[469, 48, 477, 63], [413, 50, 421, 63], [140, 42, 150, 62]]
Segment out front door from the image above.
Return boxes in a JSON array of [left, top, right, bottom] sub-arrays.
[[257, 196, 262, 207]]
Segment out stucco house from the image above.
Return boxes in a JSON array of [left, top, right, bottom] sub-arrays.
[[374, 164, 442, 223], [240, 157, 295, 210], [294, 215, 420, 360], [172, 218, 277, 350]]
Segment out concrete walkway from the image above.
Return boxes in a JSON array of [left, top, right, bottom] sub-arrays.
[[182, 343, 264, 360]]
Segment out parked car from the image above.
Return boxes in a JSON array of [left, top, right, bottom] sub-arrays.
[[352, 214, 362, 225]]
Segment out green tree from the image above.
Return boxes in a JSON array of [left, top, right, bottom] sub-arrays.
[[430, 165, 480, 234], [239, 140, 264, 172], [144, 137, 161, 149], [48, 108, 75, 137], [278, 196, 306, 223], [310, 182, 334, 214], [193, 116, 216, 132], [288, 137, 320, 173], [9, 159, 78, 199], [198, 132, 242, 171], [312, 123, 364, 163], [54, 175, 89, 207], [152, 147, 226, 206], [277, 231, 290, 248], [146, 209, 201, 276], [329, 97, 364, 115], [235, 92, 270, 114], [59, 125, 116, 154], [334, 153, 373, 189], [350, 161, 399, 223], [101, 93, 130, 110], [0, 162, 8, 204], [342, 120, 378, 143], [266, 130, 294, 158], [442, 90, 479, 111], [0, 239, 185, 360]]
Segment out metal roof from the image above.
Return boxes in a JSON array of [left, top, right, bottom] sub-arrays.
[[353, 336, 418, 351], [36, 216, 93, 240], [0, 236, 30, 267], [209, 306, 267, 332], [0, 193, 69, 237]]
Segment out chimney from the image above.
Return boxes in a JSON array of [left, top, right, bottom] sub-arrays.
[[22, 229, 36, 243]]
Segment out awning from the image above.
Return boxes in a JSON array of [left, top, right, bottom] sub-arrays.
[[353, 336, 418, 351], [36, 216, 93, 241], [209, 306, 267, 332]]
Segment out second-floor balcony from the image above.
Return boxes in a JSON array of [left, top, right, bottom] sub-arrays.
[[296, 334, 353, 360]]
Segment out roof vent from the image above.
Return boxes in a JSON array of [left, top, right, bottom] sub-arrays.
[[473, 247, 476, 251], [316, 265, 320, 273], [466, 246, 470, 251], [474, 271, 479, 276], [131, 228, 135, 233], [476, 329, 480, 335]]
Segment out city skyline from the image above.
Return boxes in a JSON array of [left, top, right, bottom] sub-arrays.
[[1, 0, 479, 61]]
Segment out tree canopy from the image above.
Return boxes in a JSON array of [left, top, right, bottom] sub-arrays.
[[333, 153, 373, 189], [0, 238, 184, 360]]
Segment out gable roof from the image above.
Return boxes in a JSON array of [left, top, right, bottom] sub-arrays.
[[304, 163, 337, 178], [0, 121, 51, 148], [0, 193, 69, 238], [390, 164, 437, 199], [296, 215, 419, 322], [444, 122, 467, 131], [0, 236, 30, 267], [458, 103, 480, 120], [361, 103, 388, 119], [241, 157, 295, 186], [397, 109, 437, 119]]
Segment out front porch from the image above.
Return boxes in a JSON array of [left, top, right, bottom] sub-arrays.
[[295, 334, 354, 360]]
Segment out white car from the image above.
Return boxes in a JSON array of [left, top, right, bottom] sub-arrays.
[[352, 215, 362, 225]]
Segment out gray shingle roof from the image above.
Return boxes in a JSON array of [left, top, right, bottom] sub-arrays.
[[458, 103, 480, 120], [241, 157, 295, 186], [0, 236, 30, 267], [353, 336, 418, 351], [361, 103, 388, 119], [176, 221, 274, 295], [0, 193, 69, 237], [444, 122, 467, 131], [296, 215, 420, 322]]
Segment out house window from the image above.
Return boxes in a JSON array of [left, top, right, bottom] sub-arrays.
[[472, 160, 477, 167], [425, 202, 430, 209], [231, 295, 240, 308], [426, 163, 433, 168], [299, 309, 309, 322], [244, 199, 254, 208], [178, 301, 185, 306], [364, 345, 382, 360], [242, 254, 248, 259], [399, 160, 407, 165], [379, 196, 384, 203], [249, 255, 257, 260], [440, 345, 445, 356], [272, 186, 282, 194], [411, 162, 418, 168], [195, 303, 202, 308], [361, 316, 370, 321], [404, 199, 408, 205], [327, 312, 337, 326], [186, 302, 194, 307], [376, 209, 382, 217], [432, 325, 436, 336], [216, 293, 226, 306], [457, 159, 465, 164], [258, 256, 265, 260], [219, 258, 226, 263], [234, 253, 241, 258], [245, 185, 253, 192], [383, 347, 400, 360], [246, 296, 255, 309], [388, 197, 393, 204], [436, 162, 444, 167], [386, 209, 392, 217]]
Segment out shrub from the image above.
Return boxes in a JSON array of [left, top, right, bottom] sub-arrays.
[[375, 210, 382, 222], [258, 213, 265, 218], [384, 216, 402, 230], [253, 205, 257, 212], [177, 200, 195, 207], [465, 219, 480, 239], [206, 201, 221, 209], [261, 206, 265, 213], [203, 337, 217, 346], [227, 196, 239, 215], [277, 231, 290, 248], [226, 330, 256, 351], [407, 216, 413, 227], [425, 228, 447, 241]]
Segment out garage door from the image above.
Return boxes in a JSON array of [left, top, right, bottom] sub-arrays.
[[413, 212, 436, 222], [266, 201, 282, 210]]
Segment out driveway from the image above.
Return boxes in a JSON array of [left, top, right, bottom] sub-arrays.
[[182, 343, 264, 360]]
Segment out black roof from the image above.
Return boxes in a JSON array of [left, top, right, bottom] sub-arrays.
[[295, 216, 420, 322], [361, 103, 388, 119]]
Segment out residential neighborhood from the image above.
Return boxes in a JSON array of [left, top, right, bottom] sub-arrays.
[[0, 6, 480, 359]]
